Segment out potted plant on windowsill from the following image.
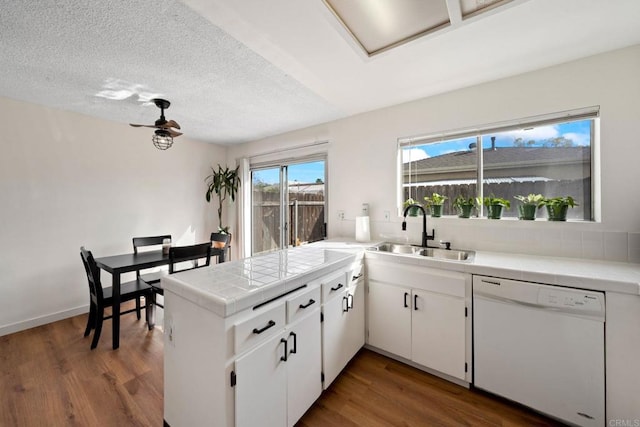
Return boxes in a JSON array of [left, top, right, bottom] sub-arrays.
[[403, 198, 421, 217], [477, 195, 510, 219], [514, 194, 544, 220], [541, 196, 578, 221], [453, 195, 476, 218], [205, 164, 241, 246], [424, 193, 447, 218]]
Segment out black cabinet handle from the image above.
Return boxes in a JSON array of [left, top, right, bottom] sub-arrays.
[[347, 293, 354, 309], [342, 295, 349, 312], [289, 332, 297, 355], [299, 299, 316, 309], [252, 320, 276, 334], [414, 295, 418, 311], [404, 292, 409, 308], [331, 283, 344, 291], [352, 273, 363, 281], [280, 337, 288, 362]]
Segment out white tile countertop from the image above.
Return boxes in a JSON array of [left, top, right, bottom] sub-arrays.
[[161, 247, 356, 317], [340, 238, 640, 295]]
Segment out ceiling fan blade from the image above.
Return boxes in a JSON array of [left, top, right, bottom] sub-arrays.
[[129, 123, 157, 128], [157, 119, 181, 130], [166, 129, 183, 138]]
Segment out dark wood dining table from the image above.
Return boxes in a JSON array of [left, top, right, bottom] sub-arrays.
[[94, 246, 226, 349]]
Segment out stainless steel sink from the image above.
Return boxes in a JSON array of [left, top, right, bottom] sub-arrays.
[[369, 242, 473, 261]]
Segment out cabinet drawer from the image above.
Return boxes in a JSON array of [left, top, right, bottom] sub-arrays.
[[234, 303, 286, 355], [321, 270, 348, 303], [287, 286, 321, 324]]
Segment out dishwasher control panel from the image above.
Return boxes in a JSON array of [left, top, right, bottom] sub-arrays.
[[538, 288, 603, 312]]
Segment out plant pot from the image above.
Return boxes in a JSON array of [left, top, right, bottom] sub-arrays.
[[407, 206, 420, 217], [430, 205, 443, 217], [487, 205, 504, 219], [517, 204, 538, 220], [457, 204, 474, 218], [546, 204, 569, 221]]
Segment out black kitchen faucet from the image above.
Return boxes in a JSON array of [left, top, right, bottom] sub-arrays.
[[402, 204, 435, 248]]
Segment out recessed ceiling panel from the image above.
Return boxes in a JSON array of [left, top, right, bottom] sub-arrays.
[[461, 0, 511, 17], [324, 0, 450, 56]]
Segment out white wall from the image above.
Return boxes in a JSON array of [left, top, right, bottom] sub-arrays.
[[0, 97, 225, 335], [228, 44, 640, 262]]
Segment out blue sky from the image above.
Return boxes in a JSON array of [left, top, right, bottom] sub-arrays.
[[403, 120, 592, 162], [252, 160, 325, 185]]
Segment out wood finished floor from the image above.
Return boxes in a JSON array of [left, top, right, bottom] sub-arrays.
[[1, 309, 564, 427]]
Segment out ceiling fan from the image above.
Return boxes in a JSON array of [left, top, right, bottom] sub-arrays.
[[130, 98, 182, 150]]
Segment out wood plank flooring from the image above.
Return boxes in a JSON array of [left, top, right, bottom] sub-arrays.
[[1, 310, 563, 426]]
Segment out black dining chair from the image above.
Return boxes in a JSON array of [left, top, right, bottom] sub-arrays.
[[80, 247, 154, 349], [210, 232, 230, 263], [147, 243, 213, 306], [132, 235, 172, 285]]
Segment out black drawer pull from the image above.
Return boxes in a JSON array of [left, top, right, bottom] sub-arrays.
[[289, 332, 297, 355], [404, 292, 409, 308], [252, 320, 276, 334], [299, 299, 316, 309], [352, 273, 363, 281], [330, 283, 344, 291], [414, 294, 418, 311], [342, 295, 349, 312], [280, 338, 288, 362]]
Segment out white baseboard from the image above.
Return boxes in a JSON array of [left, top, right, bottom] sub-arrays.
[[0, 305, 89, 337]]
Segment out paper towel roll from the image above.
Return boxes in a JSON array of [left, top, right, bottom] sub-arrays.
[[355, 216, 370, 242]]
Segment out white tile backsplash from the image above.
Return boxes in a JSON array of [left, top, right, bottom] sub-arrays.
[[604, 232, 629, 262]]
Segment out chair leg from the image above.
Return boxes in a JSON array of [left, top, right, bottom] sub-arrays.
[[84, 302, 96, 337], [135, 296, 141, 320], [148, 293, 156, 330], [91, 306, 105, 350]]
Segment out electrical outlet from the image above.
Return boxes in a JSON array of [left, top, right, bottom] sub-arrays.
[[337, 210, 345, 220], [383, 210, 390, 221]]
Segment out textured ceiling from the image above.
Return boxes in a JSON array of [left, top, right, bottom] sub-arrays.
[[1, 0, 640, 145]]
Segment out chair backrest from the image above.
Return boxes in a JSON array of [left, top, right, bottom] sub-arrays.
[[210, 232, 229, 245], [169, 243, 212, 274], [80, 247, 104, 303], [132, 235, 172, 254]]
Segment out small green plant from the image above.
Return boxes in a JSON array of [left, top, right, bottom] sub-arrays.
[[477, 195, 511, 209], [403, 197, 420, 208], [477, 195, 510, 219], [514, 194, 544, 220], [423, 193, 447, 206], [453, 195, 476, 218], [514, 194, 544, 207], [541, 196, 578, 221]]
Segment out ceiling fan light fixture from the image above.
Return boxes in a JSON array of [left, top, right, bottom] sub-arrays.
[[152, 129, 173, 150]]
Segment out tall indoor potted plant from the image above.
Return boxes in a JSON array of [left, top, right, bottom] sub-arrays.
[[541, 196, 578, 221], [514, 194, 544, 220], [424, 193, 447, 218], [205, 164, 241, 245]]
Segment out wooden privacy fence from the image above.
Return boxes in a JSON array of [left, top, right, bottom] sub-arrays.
[[253, 191, 325, 252]]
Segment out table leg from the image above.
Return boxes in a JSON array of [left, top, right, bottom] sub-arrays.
[[219, 248, 226, 263], [112, 273, 120, 350]]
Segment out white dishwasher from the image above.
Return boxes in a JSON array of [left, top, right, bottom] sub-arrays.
[[473, 275, 605, 426]]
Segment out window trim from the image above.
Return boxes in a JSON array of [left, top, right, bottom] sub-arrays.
[[398, 106, 600, 221]]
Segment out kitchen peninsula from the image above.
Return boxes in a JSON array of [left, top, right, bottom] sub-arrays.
[[162, 246, 363, 427]]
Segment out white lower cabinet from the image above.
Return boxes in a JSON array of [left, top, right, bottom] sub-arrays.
[[235, 292, 322, 427], [321, 262, 365, 389], [366, 258, 471, 382]]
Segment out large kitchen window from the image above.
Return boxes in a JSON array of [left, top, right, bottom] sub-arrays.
[[251, 157, 327, 255], [400, 107, 598, 220]]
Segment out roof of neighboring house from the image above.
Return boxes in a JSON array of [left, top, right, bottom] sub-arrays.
[[408, 146, 590, 171]]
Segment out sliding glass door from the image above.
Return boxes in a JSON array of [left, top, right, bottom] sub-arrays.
[[251, 159, 326, 255]]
